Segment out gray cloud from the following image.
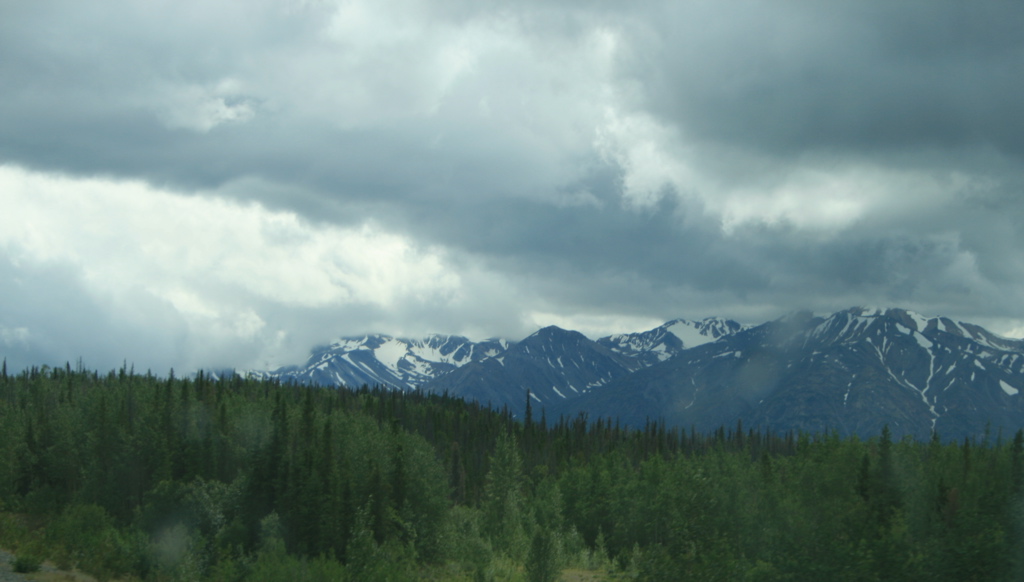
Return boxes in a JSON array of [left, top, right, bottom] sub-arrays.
[[625, 2, 1024, 160], [0, 253, 187, 373]]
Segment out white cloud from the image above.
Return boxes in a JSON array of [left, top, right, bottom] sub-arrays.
[[0, 164, 466, 370], [715, 164, 966, 233], [594, 105, 974, 236], [595, 107, 700, 209], [0, 165, 459, 306]]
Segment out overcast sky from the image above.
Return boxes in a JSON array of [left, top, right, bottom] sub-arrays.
[[3, 0, 1024, 374]]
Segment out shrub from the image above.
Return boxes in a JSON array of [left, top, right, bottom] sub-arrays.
[[0, 512, 28, 549], [11, 533, 47, 574], [12, 552, 42, 573]]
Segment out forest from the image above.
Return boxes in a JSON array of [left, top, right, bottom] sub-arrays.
[[1, 360, 1023, 581]]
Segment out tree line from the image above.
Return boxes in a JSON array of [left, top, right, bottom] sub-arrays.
[[1, 361, 1023, 580]]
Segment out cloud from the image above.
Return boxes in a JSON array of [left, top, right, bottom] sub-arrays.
[[0, 252, 187, 374], [4, 0, 1024, 373], [155, 79, 258, 132], [625, 1, 1024, 159], [0, 166, 461, 306], [0, 165, 520, 372]]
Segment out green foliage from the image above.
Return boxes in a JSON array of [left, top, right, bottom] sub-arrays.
[[525, 528, 559, 582], [10, 532, 47, 574], [0, 512, 26, 548], [440, 505, 494, 580], [248, 550, 348, 582], [47, 503, 143, 580], [1, 363, 1023, 581], [345, 503, 417, 581], [12, 552, 42, 573], [482, 431, 531, 561]]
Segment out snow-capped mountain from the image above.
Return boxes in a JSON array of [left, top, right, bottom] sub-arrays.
[[255, 307, 1024, 440], [420, 326, 640, 412], [598, 317, 747, 367], [566, 307, 1024, 440], [262, 317, 746, 394], [269, 334, 508, 391]]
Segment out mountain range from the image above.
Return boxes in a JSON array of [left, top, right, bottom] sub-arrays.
[[257, 308, 1024, 440]]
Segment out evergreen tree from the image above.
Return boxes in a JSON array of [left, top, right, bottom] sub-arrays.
[[526, 528, 559, 582], [482, 430, 530, 559]]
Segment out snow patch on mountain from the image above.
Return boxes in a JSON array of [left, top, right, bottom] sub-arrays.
[[599, 317, 747, 367], [374, 338, 407, 373], [666, 321, 716, 349]]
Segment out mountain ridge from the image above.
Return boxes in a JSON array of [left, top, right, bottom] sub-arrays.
[[255, 307, 1024, 440], [564, 307, 1024, 440]]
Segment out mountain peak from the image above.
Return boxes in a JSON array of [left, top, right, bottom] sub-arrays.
[[526, 325, 587, 341], [664, 317, 746, 347], [521, 326, 591, 352], [534, 324, 571, 334], [596, 315, 747, 367]]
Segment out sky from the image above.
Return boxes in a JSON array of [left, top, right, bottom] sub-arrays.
[[3, 0, 1024, 374]]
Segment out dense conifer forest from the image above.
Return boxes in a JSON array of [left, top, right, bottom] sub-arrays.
[[1, 361, 1023, 580]]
